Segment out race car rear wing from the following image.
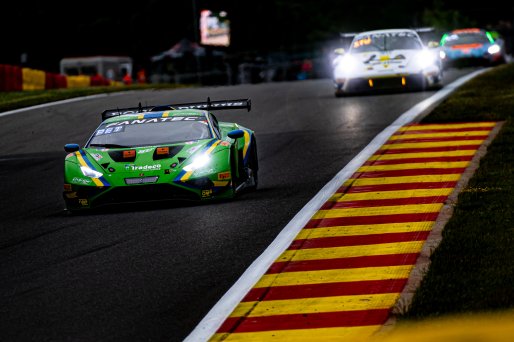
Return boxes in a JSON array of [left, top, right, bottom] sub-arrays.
[[101, 98, 252, 121]]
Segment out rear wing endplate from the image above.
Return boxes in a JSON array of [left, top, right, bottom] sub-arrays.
[[101, 98, 251, 121]]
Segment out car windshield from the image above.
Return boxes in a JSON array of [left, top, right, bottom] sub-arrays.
[[87, 116, 212, 148], [351, 32, 422, 53], [443, 33, 490, 46]]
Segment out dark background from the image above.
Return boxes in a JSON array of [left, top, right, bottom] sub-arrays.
[[2, 1, 513, 72]]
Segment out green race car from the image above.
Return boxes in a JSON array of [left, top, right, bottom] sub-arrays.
[[63, 98, 258, 211]]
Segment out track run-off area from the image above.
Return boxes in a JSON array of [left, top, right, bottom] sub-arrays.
[[0, 68, 488, 341], [206, 121, 497, 341]]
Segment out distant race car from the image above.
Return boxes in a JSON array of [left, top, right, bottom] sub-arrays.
[[333, 29, 443, 96], [439, 28, 507, 67], [63, 98, 258, 211]]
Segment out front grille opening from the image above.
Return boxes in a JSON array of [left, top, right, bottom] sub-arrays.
[[95, 184, 199, 207], [125, 176, 159, 185], [185, 177, 214, 188]]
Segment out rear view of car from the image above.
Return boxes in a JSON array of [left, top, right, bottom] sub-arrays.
[[332, 29, 443, 96], [439, 28, 507, 68]]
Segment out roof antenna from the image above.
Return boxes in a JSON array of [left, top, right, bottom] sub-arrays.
[[138, 102, 143, 113], [207, 97, 211, 109]]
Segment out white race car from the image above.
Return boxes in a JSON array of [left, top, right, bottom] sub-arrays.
[[333, 29, 443, 96]]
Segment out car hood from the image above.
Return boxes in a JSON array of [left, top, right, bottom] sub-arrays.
[[353, 49, 419, 68]]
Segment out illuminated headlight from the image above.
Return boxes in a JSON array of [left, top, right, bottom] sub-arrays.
[[439, 50, 446, 59], [488, 44, 500, 54], [334, 54, 359, 76], [184, 154, 211, 172], [416, 50, 436, 69], [80, 166, 103, 178]]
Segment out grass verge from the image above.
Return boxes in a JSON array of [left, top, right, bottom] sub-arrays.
[[400, 63, 514, 320], [0, 83, 192, 113]]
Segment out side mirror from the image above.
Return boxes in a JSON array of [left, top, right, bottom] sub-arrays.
[[64, 143, 80, 152], [227, 130, 244, 139], [334, 48, 346, 56]]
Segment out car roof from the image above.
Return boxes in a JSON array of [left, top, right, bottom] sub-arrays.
[[102, 109, 207, 124]]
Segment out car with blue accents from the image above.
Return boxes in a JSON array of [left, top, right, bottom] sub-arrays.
[[439, 28, 507, 67], [63, 98, 258, 211]]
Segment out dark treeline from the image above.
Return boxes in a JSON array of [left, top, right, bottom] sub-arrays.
[[2, 0, 512, 71]]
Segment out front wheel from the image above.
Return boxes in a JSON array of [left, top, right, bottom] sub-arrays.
[[246, 138, 259, 190]]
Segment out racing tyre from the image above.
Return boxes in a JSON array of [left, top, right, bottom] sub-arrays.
[[247, 139, 259, 190]]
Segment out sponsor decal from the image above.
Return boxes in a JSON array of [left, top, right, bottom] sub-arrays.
[[72, 177, 92, 185], [218, 171, 231, 180], [105, 108, 152, 116], [213, 181, 229, 187], [65, 153, 74, 160], [138, 148, 153, 154], [188, 146, 200, 154], [124, 164, 161, 171], [353, 37, 371, 48], [201, 189, 213, 198], [105, 116, 202, 128], [164, 169, 170, 174], [78, 199, 89, 206], [95, 126, 124, 136], [92, 153, 103, 161], [220, 141, 230, 147], [363, 31, 416, 38], [171, 163, 178, 168], [176, 101, 247, 110], [108, 167, 116, 172]]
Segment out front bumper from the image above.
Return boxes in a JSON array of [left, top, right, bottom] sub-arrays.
[[63, 181, 233, 210], [335, 73, 428, 94]]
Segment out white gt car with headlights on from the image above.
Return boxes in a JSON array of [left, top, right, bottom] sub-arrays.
[[333, 29, 443, 97]]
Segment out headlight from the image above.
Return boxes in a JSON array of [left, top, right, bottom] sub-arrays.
[[80, 166, 103, 178], [334, 54, 359, 76], [488, 44, 500, 54], [184, 154, 211, 172], [416, 50, 436, 69]]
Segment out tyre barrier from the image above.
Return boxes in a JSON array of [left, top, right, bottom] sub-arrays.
[[0, 64, 122, 91], [0, 65, 22, 91], [45, 73, 68, 89], [66, 75, 91, 88], [22, 68, 46, 90]]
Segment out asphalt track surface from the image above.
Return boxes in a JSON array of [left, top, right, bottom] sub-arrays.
[[0, 68, 477, 341]]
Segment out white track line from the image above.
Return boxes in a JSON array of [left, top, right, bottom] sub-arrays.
[[185, 68, 490, 342], [0, 91, 134, 118]]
